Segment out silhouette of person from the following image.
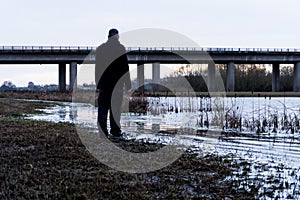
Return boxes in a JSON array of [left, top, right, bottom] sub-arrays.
[[95, 28, 132, 139]]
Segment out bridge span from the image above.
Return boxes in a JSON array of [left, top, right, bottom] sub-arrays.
[[1, 46, 300, 92]]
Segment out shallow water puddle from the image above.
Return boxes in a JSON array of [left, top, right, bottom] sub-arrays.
[[26, 98, 300, 164], [25, 97, 300, 198]]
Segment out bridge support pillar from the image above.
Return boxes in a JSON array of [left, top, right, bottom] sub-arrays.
[[59, 63, 66, 92], [69, 62, 77, 91], [208, 62, 216, 92], [272, 63, 280, 92], [152, 62, 160, 84], [226, 62, 235, 92], [137, 63, 145, 91], [294, 62, 300, 92]]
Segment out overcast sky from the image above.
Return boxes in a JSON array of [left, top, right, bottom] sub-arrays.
[[1, 0, 300, 86]]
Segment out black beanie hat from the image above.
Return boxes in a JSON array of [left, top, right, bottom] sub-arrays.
[[108, 28, 119, 38]]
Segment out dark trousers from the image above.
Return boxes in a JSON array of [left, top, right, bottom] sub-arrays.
[[97, 89, 123, 136]]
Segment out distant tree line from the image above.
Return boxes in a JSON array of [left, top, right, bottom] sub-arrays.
[[161, 64, 294, 92], [0, 81, 59, 92], [0, 81, 16, 90]]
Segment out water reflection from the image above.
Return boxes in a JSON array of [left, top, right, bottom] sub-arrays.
[[26, 97, 300, 168], [25, 97, 300, 198]]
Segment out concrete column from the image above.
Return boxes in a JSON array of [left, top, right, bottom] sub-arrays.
[[59, 63, 66, 92], [152, 62, 160, 84], [272, 63, 280, 92], [208, 62, 216, 92], [137, 63, 145, 91], [69, 62, 77, 91], [294, 62, 300, 92], [226, 62, 235, 92]]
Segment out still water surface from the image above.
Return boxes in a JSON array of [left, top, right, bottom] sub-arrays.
[[26, 97, 300, 166], [27, 97, 300, 198]]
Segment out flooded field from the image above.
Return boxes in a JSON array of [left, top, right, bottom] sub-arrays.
[[25, 96, 300, 199], [0, 98, 256, 199]]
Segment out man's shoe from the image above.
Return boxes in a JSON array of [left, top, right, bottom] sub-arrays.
[[109, 132, 127, 141]]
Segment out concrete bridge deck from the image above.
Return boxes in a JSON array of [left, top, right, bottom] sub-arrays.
[[1, 46, 300, 64], [1, 46, 300, 92]]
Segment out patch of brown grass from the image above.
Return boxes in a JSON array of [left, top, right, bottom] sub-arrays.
[[0, 99, 58, 117], [0, 117, 259, 199]]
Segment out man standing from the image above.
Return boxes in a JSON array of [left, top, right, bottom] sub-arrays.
[[95, 28, 131, 139]]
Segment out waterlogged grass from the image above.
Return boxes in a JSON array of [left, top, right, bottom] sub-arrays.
[[1, 97, 299, 198], [0, 98, 59, 117], [0, 117, 262, 199], [0, 91, 72, 102]]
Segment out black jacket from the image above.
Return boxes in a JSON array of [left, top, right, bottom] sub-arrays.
[[95, 37, 131, 92]]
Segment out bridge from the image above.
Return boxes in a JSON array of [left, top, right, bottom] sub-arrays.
[[1, 46, 300, 92]]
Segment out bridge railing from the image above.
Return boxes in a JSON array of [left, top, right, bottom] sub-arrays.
[[1, 46, 300, 53], [0, 46, 95, 51], [127, 47, 300, 52]]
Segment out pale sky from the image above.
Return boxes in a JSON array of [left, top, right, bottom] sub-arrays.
[[1, 0, 300, 86]]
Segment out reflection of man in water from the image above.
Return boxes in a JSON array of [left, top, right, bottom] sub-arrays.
[[95, 28, 132, 139]]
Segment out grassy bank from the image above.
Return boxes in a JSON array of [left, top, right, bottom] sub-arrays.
[[0, 98, 60, 117], [0, 118, 259, 199], [0, 98, 262, 199], [1, 90, 300, 104], [0, 91, 72, 102]]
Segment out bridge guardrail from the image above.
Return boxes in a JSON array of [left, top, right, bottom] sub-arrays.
[[127, 47, 300, 52], [0, 46, 95, 51], [1, 46, 300, 53]]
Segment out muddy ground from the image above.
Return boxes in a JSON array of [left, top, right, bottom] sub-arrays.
[[0, 98, 288, 199]]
